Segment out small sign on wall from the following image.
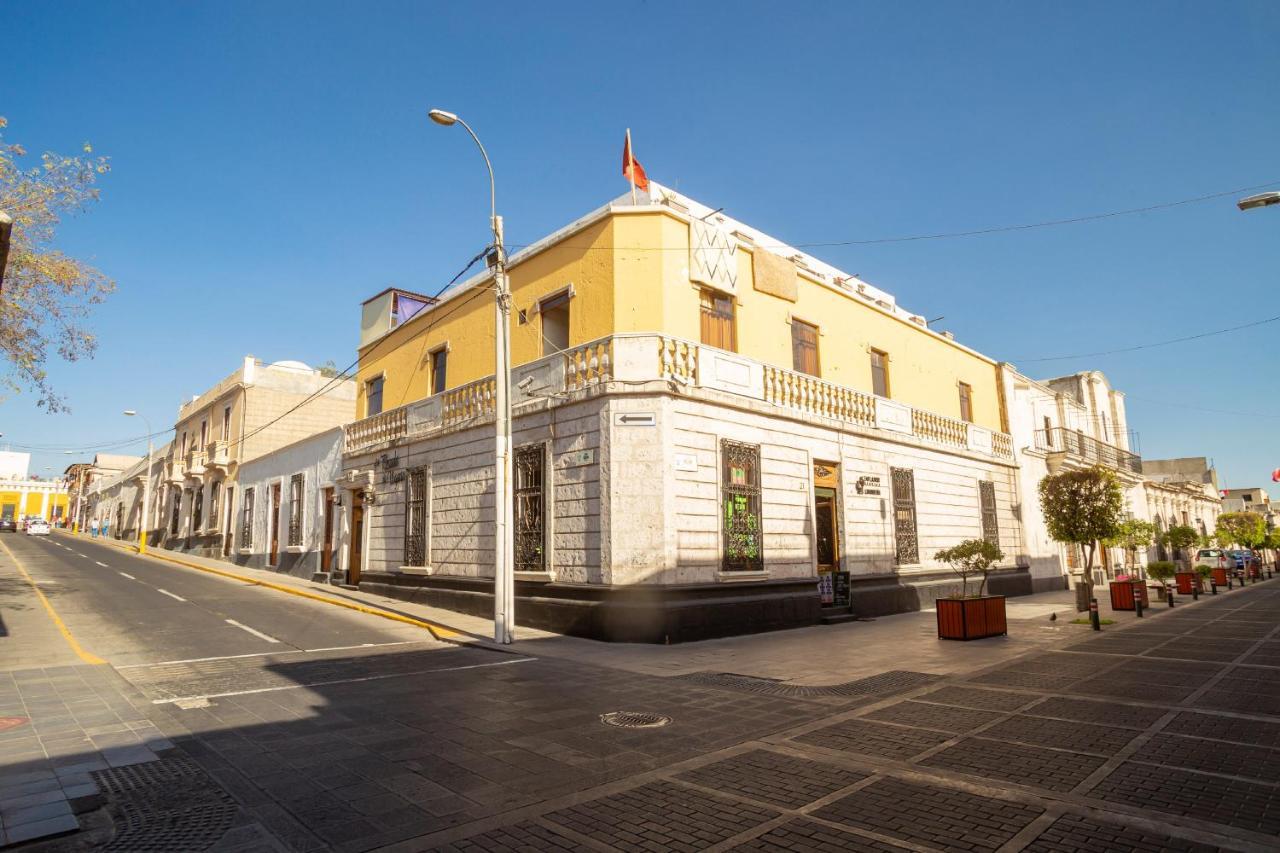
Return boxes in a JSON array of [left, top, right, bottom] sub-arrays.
[[614, 412, 657, 427], [673, 453, 698, 472], [855, 475, 882, 496]]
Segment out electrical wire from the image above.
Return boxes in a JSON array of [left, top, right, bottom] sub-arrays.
[[509, 179, 1280, 252], [1015, 313, 1280, 363]]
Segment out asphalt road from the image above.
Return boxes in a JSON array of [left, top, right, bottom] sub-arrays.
[[4, 530, 434, 668]]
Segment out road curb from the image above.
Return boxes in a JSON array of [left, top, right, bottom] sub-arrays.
[[61, 532, 478, 646]]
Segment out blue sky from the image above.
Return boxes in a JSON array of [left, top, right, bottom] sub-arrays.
[[3, 1, 1278, 487]]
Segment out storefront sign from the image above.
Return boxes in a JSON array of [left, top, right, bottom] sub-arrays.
[[833, 571, 851, 608]]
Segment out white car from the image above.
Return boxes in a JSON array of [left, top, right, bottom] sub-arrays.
[[26, 519, 51, 536]]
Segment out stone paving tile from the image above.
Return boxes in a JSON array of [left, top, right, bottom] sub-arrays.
[[1241, 643, 1280, 666], [1138, 733, 1280, 781], [1071, 676, 1197, 704], [982, 714, 1139, 755], [1163, 710, 1280, 748], [812, 776, 1042, 851], [914, 685, 1033, 712], [544, 780, 779, 852], [920, 736, 1108, 792], [863, 700, 993, 733], [1091, 760, 1280, 836], [676, 748, 868, 809], [1143, 643, 1251, 663], [435, 820, 590, 852], [793, 718, 953, 761], [1192, 686, 1280, 716], [967, 669, 1085, 691], [729, 818, 910, 852], [1022, 697, 1168, 730], [1023, 813, 1222, 852]]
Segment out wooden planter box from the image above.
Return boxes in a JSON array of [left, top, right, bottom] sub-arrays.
[[1175, 572, 1200, 595], [937, 596, 1007, 641], [1211, 567, 1229, 587], [1109, 580, 1148, 611]]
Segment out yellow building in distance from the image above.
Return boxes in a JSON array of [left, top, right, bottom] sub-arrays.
[[342, 182, 1024, 642], [0, 451, 70, 522]]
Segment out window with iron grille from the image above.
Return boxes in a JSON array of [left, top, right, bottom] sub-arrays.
[[791, 319, 819, 376], [170, 492, 181, 535], [288, 473, 304, 546], [514, 445, 545, 572], [209, 481, 221, 531], [700, 288, 736, 352], [979, 481, 999, 547], [891, 467, 918, 565], [192, 487, 204, 531], [404, 467, 428, 566], [242, 487, 254, 546], [721, 440, 763, 571]]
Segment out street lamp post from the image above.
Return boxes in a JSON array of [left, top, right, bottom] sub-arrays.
[[428, 108, 515, 645], [124, 410, 153, 555], [1237, 191, 1280, 212]]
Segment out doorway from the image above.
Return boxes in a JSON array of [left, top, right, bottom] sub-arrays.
[[321, 487, 334, 573], [348, 490, 364, 584], [269, 483, 281, 566], [813, 461, 840, 605], [223, 487, 234, 557]]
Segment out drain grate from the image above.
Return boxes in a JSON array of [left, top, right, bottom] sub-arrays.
[[601, 711, 672, 729], [94, 754, 238, 851], [676, 669, 941, 698]]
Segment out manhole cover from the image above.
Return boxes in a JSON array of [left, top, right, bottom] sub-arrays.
[[94, 754, 238, 851], [601, 711, 671, 729], [0, 716, 29, 732]]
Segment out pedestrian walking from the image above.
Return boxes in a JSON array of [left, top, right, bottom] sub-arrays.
[[91, 519, 99, 538], [101, 519, 109, 539]]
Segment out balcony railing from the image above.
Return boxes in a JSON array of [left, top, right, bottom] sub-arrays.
[[185, 449, 206, 478], [1034, 427, 1142, 474], [342, 333, 1016, 460], [205, 440, 230, 470]]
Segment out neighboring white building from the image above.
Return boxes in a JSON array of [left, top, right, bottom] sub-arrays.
[[0, 451, 31, 480], [82, 447, 169, 541], [232, 428, 345, 581]]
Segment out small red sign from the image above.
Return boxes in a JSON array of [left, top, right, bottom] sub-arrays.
[[0, 717, 29, 732]]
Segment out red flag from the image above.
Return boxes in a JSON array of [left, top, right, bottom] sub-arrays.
[[622, 131, 649, 192]]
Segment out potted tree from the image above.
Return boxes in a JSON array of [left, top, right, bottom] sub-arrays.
[[1147, 561, 1176, 600], [934, 539, 1007, 641], [1165, 524, 1201, 593], [1038, 467, 1125, 612], [1103, 518, 1154, 610]]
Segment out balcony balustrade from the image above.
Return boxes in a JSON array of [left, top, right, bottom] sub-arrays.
[[1034, 427, 1142, 474], [342, 333, 1016, 461], [205, 440, 231, 473]]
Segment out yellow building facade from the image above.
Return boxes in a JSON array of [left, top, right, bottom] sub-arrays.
[[357, 198, 1003, 434], [0, 480, 70, 522]]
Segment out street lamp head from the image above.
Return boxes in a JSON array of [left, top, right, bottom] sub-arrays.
[[428, 109, 459, 127], [1237, 191, 1280, 212], [123, 410, 137, 417]]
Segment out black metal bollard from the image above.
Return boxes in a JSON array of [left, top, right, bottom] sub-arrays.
[[1192, 582, 1199, 601], [1135, 595, 1144, 618], [1210, 580, 1217, 595], [1167, 585, 1175, 607], [1090, 598, 1101, 631]]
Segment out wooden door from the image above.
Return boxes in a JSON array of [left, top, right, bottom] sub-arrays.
[[321, 487, 334, 572], [348, 491, 364, 584], [269, 483, 281, 565]]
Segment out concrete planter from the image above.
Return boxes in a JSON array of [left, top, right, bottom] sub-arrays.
[[937, 596, 1007, 641]]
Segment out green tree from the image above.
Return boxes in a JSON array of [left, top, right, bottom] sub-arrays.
[[315, 360, 341, 378], [1216, 512, 1266, 550], [1038, 467, 1125, 594], [0, 117, 113, 411], [935, 539, 1004, 598], [1162, 524, 1200, 565], [1103, 518, 1155, 568]]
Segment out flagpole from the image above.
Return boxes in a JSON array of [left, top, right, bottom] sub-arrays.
[[626, 128, 637, 205]]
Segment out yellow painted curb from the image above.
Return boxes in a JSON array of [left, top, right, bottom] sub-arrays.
[[77, 533, 463, 642], [0, 536, 107, 665]]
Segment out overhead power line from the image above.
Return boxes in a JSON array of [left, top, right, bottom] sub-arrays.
[[509, 179, 1280, 252], [1015, 313, 1280, 363]]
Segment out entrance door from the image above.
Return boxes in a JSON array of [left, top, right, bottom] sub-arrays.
[[348, 490, 364, 584], [321, 487, 334, 573], [269, 483, 281, 566], [813, 461, 840, 606]]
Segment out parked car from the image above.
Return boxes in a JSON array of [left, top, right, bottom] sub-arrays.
[[0, 518, 17, 533], [25, 519, 51, 536], [1193, 548, 1231, 571]]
